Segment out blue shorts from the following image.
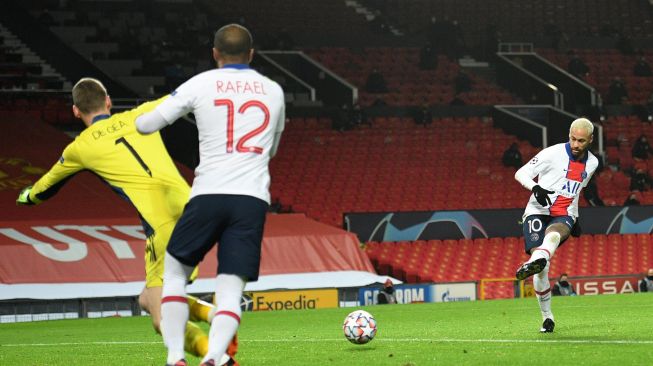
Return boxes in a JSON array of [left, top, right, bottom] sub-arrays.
[[522, 215, 574, 255], [167, 194, 268, 281]]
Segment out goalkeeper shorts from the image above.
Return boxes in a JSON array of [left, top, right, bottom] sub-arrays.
[[145, 220, 198, 287]]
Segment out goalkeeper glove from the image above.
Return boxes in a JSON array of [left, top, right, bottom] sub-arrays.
[[16, 186, 36, 205], [532, 185, 554, 207]]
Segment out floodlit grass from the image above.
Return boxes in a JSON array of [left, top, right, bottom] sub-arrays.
[[1, 294, 652, 365]]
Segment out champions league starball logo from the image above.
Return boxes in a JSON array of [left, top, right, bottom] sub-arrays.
[[366, 211, 489, 242], [240, 294, 254, 311], [581, 171, 588, 180], [607, 208, 653, 234]]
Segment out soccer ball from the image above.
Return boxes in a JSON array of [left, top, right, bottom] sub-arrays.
[[342, 310, 377, 344]]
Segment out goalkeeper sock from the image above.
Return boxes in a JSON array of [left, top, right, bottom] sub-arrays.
[[184, 321, 209, 357], [530, 232, 560, 262], [533, 262, 554, 321], [188, 295, 215, 323], [227, 333, 239, 358]]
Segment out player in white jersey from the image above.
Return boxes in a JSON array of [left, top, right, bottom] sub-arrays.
[[135, 24, 285, 366], [514, 118, 598, 333]]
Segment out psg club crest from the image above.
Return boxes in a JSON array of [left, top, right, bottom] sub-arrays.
[[581, 171, 588, 180], [530, 233, 540, 242]]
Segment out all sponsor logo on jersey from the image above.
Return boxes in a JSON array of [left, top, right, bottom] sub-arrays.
[[561, 180, 581, 195]]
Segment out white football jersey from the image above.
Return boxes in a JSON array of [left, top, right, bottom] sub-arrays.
[[156, 64, 285, 203], [516, 142, 599, 220]]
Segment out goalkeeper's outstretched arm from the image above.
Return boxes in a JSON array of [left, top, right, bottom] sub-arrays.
[[17, 143, 84, 205]]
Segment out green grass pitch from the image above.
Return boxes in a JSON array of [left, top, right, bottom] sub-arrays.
[[1, 293, 652, 365]]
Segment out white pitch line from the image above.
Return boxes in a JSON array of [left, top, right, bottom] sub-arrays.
[[250, 338, 653, 345], [3, 338, 652, 347], [377, 338, 653, 345], [1, 341, 162, 347]]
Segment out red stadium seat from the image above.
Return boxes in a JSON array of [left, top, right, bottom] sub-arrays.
[[366, 233, 653, 297]]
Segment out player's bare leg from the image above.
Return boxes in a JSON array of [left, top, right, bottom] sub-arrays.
[[139, 287, 218, 359], [139, 286, 163, 332]]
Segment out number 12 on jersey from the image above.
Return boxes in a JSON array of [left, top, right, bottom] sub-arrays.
[[214, 99, 270, 154]]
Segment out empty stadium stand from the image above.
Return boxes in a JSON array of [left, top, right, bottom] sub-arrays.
[[0, 23, 69, 90], [538, 48, 653, 105], [307, 47, 518, 106], [367, 0, 653, 47], [18, 0, 209, 95], [271, 116, 542, 226], [270, 112, 653, 227], [365, 233, 653, 285], [0, 91, 72, 126], [601, 115, 653, 190]]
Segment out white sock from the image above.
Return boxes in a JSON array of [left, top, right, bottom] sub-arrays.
[[161, 253, 194, 364], [202, 274, 245, 364], [530, 232, 561, 262], [533, 262, 554, 321]]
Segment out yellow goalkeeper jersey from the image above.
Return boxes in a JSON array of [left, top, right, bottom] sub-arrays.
[[29, 96, 191, 233]]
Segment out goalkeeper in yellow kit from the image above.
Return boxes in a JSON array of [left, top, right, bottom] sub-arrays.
[[16, 78, 237, 365]]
